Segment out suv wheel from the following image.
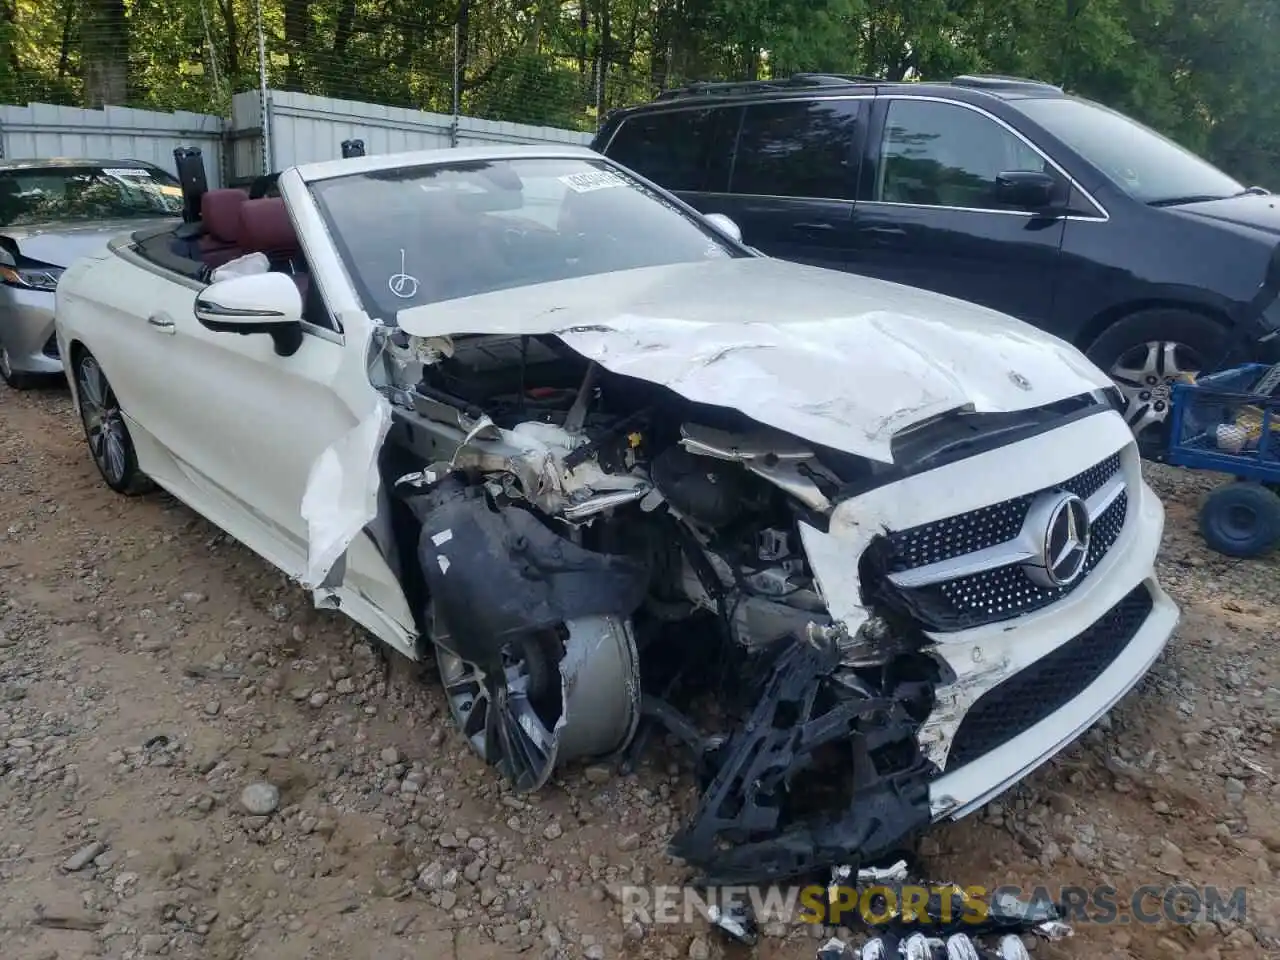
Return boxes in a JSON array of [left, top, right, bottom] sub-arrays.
[[1084, 308, 1226, 459]]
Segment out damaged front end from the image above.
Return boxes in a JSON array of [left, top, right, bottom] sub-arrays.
[[367, 324, 996, 889]]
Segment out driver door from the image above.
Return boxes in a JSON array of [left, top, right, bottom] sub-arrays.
[[82, 246, 357, 580], [69, 187, 414, 654], [850, 96, 1067, 326]]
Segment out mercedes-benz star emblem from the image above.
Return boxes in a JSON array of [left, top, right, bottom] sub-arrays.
[[1023, 492, 1091, 588]]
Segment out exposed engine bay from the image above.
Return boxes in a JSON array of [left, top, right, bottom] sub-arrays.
[[365, 325, 1119, 888]]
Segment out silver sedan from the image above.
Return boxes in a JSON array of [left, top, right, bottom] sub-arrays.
[[1, 158, 182, 388]]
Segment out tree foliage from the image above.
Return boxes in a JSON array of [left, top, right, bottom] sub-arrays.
[[0, 0, 1274, 183]]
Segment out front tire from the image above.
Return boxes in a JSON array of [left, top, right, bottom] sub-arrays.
[[73, 350, 155, 496], [1084, 309, 1226, 459], [428, 601, 639, 793]]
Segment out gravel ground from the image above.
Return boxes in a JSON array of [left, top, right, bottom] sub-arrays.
[[2, 379, 1278, 960]]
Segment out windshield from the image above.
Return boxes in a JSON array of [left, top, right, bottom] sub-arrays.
[[309, 155, 741, 318], [1014, 98, 1245, 205], [0, 164, 183, 227]]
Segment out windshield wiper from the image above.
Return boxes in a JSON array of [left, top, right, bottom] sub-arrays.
[[1149, 187, 1269, 207], [1147, 194, 1231, 207]]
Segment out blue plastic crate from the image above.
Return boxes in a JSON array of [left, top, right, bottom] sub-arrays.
[[1167, 363, 1280, 483]]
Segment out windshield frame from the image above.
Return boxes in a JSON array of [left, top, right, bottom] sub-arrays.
[[305, 153, 751, 323], [1011, 96, 1245, 206], [0, 162, 184, 228]]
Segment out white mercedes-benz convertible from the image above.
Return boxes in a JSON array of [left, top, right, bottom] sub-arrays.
[[54, 144, 1178, 885]]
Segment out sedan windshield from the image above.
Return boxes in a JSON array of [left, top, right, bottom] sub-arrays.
[[0, 164, 183, 227], [1013, 98, 1246, 206], [309, 155, 741, 318]]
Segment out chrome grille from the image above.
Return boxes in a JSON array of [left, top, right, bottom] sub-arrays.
[[887, 453, 1121, 571], [884, 453, 1127, 631]]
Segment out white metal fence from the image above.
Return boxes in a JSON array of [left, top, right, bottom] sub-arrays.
[[0, 102, 225, 187], [2, 92, 595, 190], [232, 90, 593, 182]]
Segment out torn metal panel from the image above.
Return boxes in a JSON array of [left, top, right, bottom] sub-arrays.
[[295, 314, 397, 593], [395, 258, 1114, 464], [298, 395, 393, 589], [915, 667, 1012, 771]]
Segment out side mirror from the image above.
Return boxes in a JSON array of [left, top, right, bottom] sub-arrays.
[[704, 212, 743, 243], [995, 170, 1058, 211], [195, 272, 304, 357]]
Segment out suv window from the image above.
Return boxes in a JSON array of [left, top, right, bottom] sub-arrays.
[[875, 99, 1051, 210], [605, 108, 734, 192], [731, 99, 862, 199], [1012, 97, 1244, 206]]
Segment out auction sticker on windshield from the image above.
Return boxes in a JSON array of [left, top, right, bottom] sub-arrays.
[[559, 170, 625, 193], [103, 167, 182, 196]]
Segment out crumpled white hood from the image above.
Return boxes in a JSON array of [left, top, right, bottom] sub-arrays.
[[398, 258, 1113, 463]]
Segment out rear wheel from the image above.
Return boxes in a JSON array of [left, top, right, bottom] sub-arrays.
[[1084, 309, 1226, 458], [73, 350, 154, 496], [1199, 482, 1280, 558]]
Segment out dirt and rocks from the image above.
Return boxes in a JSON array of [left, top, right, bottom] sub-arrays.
[[1, 379, 1278, 960]]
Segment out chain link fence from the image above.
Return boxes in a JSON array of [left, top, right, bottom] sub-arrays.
[[0, 0, 668, 132]]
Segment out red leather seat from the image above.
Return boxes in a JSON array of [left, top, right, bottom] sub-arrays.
[[238, 197, 300, 260], [198, 188, 249, 268], [238, 197, 315, 313]]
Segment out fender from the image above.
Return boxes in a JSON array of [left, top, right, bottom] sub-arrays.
[[407, 475, 650, 668]]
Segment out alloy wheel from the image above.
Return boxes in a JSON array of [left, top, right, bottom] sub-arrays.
[[430, 604, 639, 793], [436, 645, 495, 759], [77, 355, 129, 486], [0, 346, 11, 381], [1108, 340, 1202, 440], [434, 630, 563, 792]]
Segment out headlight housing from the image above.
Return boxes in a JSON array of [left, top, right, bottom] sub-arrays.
[[0, 262, 64, 292]]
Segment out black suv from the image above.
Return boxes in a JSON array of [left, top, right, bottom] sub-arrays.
[[592, 73, 1280, 453]]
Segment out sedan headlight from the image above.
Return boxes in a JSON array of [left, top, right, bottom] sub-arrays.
[[0, 262, 64, 292]]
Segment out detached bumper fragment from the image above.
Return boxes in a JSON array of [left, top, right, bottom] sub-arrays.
[[665, 634, 935, 886]]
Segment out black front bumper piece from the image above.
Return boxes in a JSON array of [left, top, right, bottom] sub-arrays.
[[668, 637, 936, 886]]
